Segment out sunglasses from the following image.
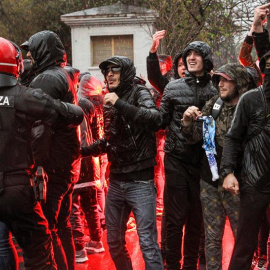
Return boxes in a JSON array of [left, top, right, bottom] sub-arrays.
[[102, 66, 121, 75]]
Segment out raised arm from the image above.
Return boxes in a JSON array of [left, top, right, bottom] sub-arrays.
[[252, 3, 270, 59], [147, 30, 170, 94]]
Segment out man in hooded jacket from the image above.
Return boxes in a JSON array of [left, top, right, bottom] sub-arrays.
[[81, 56, 164, 270], [21, 30, 81, 270], [160, 41, 217, 270], [181, 63, 249, 270], [221, 47, 270, 270]]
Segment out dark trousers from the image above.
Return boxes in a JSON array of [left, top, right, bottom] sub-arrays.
[[257, 211, 269, 257], [42, 173, 75, 270], [70, 186, 102, 250], [0, 221, 17, 270], [0, 184, 56, 270], [228, 183, 270, 270], [164, 154, 202, 270]]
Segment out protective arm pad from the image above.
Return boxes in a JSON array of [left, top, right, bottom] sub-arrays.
[[55, 101, 84, 126]]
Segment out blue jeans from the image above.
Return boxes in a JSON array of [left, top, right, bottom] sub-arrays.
[[105, 179, 164, 270], [0, 221, 17, 270]]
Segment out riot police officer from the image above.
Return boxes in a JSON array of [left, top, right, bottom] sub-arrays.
[[0, 37, 83, 270]]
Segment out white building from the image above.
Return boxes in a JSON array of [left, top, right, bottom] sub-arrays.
[[61, 1, 158, 82]]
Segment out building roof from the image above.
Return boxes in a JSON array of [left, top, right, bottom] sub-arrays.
[[61, 1, 158, 26], [62, 1, 154, 17]]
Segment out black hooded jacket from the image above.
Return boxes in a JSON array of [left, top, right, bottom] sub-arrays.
[[147, 52, 174, 94], [82, 56, 161, 181], [27, 31, 81, 181], [160, 41, 217, 165], [221, 51, 270, 193]]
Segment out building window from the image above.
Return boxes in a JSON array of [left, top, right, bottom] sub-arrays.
[[91, 35, 133, 66]]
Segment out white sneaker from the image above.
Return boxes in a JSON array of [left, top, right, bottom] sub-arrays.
[[85, 240, 105, 253], [75, 248, 88, 263]]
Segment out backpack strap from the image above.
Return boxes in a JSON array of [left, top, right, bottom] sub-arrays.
[[211, 97, 224, 120]]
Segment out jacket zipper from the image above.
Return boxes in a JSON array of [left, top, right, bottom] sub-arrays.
[[195, 78, 199, 105], [127, 124, 137, 149]]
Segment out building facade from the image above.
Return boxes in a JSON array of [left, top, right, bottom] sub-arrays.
[[61, 2, 158, 82]]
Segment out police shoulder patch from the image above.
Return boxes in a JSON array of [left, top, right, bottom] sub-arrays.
[[0, 96, 14, 107]]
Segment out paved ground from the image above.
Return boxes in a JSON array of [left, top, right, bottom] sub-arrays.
[[17, 217, 236, 270]]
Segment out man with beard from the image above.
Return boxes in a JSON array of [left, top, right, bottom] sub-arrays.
[[81, 56, 164, 270], [181, 63, 249, 270], [221, 49, 270, 270], [20, 30, 81, 270]]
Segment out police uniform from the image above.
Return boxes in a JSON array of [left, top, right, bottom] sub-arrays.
[[0, 37, 83, 270]]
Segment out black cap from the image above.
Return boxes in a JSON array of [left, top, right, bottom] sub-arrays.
[[99, 59, 120, 70]]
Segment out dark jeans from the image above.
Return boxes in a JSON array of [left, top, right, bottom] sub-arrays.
[[0, 221, 17, 270], [164, 154, 202, 270], [42, 173, 75, 270], [70, 186, 102, 250], [105, 179, 164, 270], [228, 183, 270, 270], [160, 209, 167, 260], [0, 183, 56, 270]]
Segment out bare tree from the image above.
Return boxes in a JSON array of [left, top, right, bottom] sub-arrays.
[[0, 0, 267, 66]]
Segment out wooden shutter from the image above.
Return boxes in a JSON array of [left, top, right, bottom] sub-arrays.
[[91, 35, 133, 66]]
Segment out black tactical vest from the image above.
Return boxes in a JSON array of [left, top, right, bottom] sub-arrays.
[[0, 84, 34, 173]]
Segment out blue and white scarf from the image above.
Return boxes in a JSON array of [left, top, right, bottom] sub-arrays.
[[201, 116, 219, 181]]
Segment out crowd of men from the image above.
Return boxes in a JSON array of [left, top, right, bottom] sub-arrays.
[[1, 3, 270, 270]]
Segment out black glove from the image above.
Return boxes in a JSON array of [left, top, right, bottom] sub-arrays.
[[58, 101, 84, 126], [78, 98, 95, 118]]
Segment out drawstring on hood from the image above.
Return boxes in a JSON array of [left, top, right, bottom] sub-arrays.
[[185, 71, 211, 87]]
